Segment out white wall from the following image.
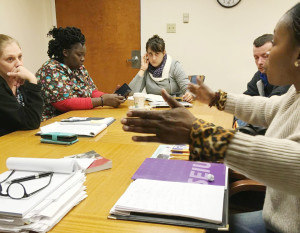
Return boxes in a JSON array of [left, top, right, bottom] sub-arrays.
[[141, 0, 299, 93], [0, 0, 56, 74], [1, 0, 298, 93]]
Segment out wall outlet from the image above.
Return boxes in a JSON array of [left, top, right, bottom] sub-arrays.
[[167, 24, 176, 33], [183, 13, 189, 23]]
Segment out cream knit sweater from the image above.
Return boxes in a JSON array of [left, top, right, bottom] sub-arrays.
[[224, 85, 300, 233]]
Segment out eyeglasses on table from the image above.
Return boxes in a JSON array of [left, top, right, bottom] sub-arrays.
[[0, 170, 53, 199]]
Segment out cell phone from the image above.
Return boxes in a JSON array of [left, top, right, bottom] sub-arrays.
[[114, 83, 132, 97], [40, 132, 78, 145]]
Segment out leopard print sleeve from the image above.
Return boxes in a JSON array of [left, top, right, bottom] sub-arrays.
[[189, 119, 236, 162], [209, 90, 227, 111]]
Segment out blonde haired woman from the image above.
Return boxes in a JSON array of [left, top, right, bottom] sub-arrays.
[[0, 34, 43, 136]]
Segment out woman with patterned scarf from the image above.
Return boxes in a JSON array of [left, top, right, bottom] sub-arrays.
[[129, 35, 193, 102]]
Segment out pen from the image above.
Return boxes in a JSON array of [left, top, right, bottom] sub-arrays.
[[9, 172, 53, 183]]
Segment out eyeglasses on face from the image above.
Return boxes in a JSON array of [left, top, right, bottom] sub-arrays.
[[0, 170, 53, 199]]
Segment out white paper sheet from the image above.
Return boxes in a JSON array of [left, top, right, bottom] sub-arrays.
[[111, 179, 224, 224], [145, 94, 164, 102], [6, 157, 76, 173]]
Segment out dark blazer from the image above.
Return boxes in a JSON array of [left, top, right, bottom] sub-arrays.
[[0, 76, 43, 136], [243, 71, 291, 97]]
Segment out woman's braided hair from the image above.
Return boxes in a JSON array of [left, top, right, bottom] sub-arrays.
[[286, 3, 300, 45], [47, 26, 85, 62]]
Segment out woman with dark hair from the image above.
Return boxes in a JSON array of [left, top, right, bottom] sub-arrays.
[[122, 3, 300, 232], [36, 26, 125, 121], [0, 34, 43, 136], [129, 35, 193, 102]]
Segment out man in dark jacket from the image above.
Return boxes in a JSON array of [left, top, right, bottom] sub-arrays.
[[244, 34, 290, 97], [235, 34, 291, 130]]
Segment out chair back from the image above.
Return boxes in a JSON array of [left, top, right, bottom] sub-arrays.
[[188, 75, 205, 84]]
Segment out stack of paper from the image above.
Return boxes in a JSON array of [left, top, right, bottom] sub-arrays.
[[0, 157, 87, 232]]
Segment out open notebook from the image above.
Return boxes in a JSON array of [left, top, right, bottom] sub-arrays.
[[109, 179, 228, 230], [39, 117, 115, 137], [109, 158, 229, 230]]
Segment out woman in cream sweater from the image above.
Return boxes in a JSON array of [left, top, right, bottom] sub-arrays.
[[122, 3, 300, 232]]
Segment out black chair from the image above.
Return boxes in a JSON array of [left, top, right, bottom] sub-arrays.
[[229, 169, 266, 213]]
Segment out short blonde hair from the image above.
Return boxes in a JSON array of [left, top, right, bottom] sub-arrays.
[[0, 34, 20, 57]]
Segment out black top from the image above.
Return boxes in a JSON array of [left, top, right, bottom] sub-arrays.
[[0, 76, 43, 136], [243, 71, 291, 97]]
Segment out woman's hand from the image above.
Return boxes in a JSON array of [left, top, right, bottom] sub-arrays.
[[102, 94, 125, 108], [140, 53, 149, 71], [7, 65, 37, 85], [188, 77, 215, 105], [114, 84, 121, 91], [182, 92, 193, 103], [121, 89, 196, 144]]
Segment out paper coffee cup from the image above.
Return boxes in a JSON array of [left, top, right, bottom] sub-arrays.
[[133, 92, 145, 109]]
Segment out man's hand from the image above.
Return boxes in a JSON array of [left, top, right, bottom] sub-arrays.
[[121, 89, 196, 144]]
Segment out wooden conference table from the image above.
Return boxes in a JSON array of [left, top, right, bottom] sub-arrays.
[[0, 100, 233, 233]]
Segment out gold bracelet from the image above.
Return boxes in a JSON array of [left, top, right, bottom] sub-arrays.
[[209, 92, 220, 108]]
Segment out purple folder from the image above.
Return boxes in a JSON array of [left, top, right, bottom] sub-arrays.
[[132, 158, 226, 186]]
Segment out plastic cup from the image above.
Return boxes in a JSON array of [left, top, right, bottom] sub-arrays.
[[133, 92, 145, 109]]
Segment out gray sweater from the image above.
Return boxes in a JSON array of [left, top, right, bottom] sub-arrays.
[[225, 85, 300, 232], [129, 60, 189, 96]]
